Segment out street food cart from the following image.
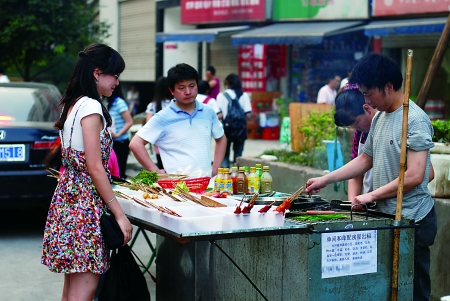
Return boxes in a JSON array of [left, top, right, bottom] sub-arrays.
[[115, 187, 415, 301]]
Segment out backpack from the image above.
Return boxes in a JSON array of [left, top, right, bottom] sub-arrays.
[[222, 92, 247, 140]]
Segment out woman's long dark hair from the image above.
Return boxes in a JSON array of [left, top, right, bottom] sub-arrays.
[[225, 73, 243, 99], [153, 76, 172, 113], [55, 43, 125, 130]]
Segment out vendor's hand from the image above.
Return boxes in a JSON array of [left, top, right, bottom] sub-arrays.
[[352, 193, 376, 211], [116, 214, 133, 246], [156, 168, 166, 174], [305, 177, 328, 194], [111, 132, 119, 139]]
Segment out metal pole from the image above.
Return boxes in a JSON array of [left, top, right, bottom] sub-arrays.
[[391, 49, 413, 301]]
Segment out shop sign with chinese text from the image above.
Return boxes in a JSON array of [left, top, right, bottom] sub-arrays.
[[181, 0, 266, 24], [273, 0, 368, 20], [373, 0, 450, 16]]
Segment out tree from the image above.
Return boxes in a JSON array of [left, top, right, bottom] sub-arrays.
[[0, 0, 110, 81]]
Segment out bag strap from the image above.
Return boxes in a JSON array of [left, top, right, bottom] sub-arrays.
[[127, 245, 157, 283], [204, 96, 211, 104], [223, 92, 234, 109]]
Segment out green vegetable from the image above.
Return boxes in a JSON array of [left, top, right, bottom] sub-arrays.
[[289, 214, 347, 222], [173, 181, 189, 194], [131, 169, 159, 186]]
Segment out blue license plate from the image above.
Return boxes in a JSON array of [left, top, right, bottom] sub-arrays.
[[0, 144, 26, 161]]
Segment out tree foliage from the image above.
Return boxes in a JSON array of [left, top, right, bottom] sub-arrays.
[[0, 0, 110, 81]]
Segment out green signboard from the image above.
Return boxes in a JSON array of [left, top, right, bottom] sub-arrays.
[[273, 0, 368, 20]]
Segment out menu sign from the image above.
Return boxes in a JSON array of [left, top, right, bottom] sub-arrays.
[[181, 0, 266, 24], [321, 230, 377, 279], [373, 0, 450, 16], [238, 44, 266, 92]]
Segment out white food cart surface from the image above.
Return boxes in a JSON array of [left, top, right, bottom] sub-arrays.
[[115, 187, 286, 233]]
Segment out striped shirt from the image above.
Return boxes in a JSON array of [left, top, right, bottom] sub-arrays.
[[136, 100, 224, 176], [109, 96, 129, 141], [363, 101, 434, 222]]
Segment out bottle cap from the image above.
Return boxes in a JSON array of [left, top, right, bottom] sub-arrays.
[[263, 166, 269, 171], [239, 167, 245, 172], [250, 166, 256, 172], [255, 163, 262, 168], [218, 168, 223, 173], [232, 166, 238, 171]]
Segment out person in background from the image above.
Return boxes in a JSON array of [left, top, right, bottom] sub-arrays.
[[340, 65, 353, 88], [126, 85, 140, 115], [205, 65, 220, 99], [317, 74, 340, 104], [41, 43, 132, 301], [334, 83, 378, 200], [197, 80, 222, 120], [0, 65, 10, 83], [216, 73, 252, 168], [145, 76, 173, 170], [130, 63, 227, 177], [306, 53, 437, 301], [106, 85, 133, 179]]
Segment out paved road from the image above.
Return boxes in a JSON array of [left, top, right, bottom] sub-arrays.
[[1, 138, 283, 300]]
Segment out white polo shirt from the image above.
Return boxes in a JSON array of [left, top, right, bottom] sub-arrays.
[[136, 100, 224, 176]]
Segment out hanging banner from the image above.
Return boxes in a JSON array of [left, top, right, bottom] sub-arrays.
[[373, 0, 450, 16], [181, 0, 266, 24], [273, 0, 368, 20]]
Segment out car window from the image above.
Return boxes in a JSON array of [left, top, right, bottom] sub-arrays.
[[0, 86, 60, 122]]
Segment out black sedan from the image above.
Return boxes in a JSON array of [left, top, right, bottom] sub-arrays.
[[0, 82, 61, 208]]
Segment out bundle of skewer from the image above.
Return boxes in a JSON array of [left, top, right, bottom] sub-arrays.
[[114, 191, 182, 217], [177, 191, 226, 207], [158, 173, 189, 180]]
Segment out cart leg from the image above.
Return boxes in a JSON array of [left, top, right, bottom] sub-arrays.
[[129, 227, 157, 274]]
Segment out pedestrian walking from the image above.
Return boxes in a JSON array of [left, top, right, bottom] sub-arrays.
[[216, 73, 252, 168]]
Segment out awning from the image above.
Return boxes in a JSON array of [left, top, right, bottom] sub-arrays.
[[361, 17, 448, 37], [156, 25, 251, 43], [231, 21, 363, 46]]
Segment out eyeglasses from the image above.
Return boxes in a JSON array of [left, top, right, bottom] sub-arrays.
[[99, 73, 120, 80]]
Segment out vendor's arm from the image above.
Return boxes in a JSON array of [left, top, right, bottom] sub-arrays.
[[129, 135, 164, 173], [306, 152, 372, 194], [212, 134, 227, 177], [348, 176, 364, 201], [82, 114, 132, 245], [353, 149, 428, 205]]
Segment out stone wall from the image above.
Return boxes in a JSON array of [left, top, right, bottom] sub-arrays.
[[236, 156, 450, 300]]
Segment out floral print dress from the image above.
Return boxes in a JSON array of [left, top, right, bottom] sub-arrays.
[[41, 100, 112, 274]]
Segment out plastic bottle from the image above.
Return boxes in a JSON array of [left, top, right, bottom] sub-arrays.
[[255, 163, 262, 193], [244, 166, 249, 177], [231, 166, 239, 195], [260, 166, 273, 194], [247, 166, 259, 194], [236, 167, 247, 194], [214, 168, 223, 192], [221, 168, 233, 194]]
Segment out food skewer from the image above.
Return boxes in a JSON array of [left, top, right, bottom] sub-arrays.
[[258, 199, 276, 213], [274, 185, 306, 214], [234, 194, 247, 214], [241, 193, 259, 214]]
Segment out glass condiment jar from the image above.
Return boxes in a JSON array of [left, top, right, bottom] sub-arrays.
[[260, 166, 273, 194], [214, 168, 223, 192], [236, 167, 247, 194], [247, 166, 259, 194], [221, 168, 233, 194]]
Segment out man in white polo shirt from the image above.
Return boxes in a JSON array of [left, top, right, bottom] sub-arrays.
[[317, 74, 341, 104], [129, 63, 227, 177]]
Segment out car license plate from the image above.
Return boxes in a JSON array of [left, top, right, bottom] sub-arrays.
[[0, 144, 26, 161]]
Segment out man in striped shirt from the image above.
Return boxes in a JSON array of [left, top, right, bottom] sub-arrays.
[[129, 63, 227, 177], [306, 53, 437, 301]]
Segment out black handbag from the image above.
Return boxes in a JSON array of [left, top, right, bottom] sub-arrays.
[[95, 245, 151, 301], [100, 210, 124, 250]]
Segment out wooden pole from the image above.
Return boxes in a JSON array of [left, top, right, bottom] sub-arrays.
[[416, 14, 450, 109], [391, 49, 413, 301]]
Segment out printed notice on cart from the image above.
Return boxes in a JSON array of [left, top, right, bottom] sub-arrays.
[[321, 230, 377, 279]]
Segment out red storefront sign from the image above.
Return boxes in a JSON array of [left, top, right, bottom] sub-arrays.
[[373, 0, 450, 16], [238, 44, 286, 92], [181, 0, 266, 24]]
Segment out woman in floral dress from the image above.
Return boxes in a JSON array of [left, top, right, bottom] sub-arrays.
[[41, 43, 133, 301]]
